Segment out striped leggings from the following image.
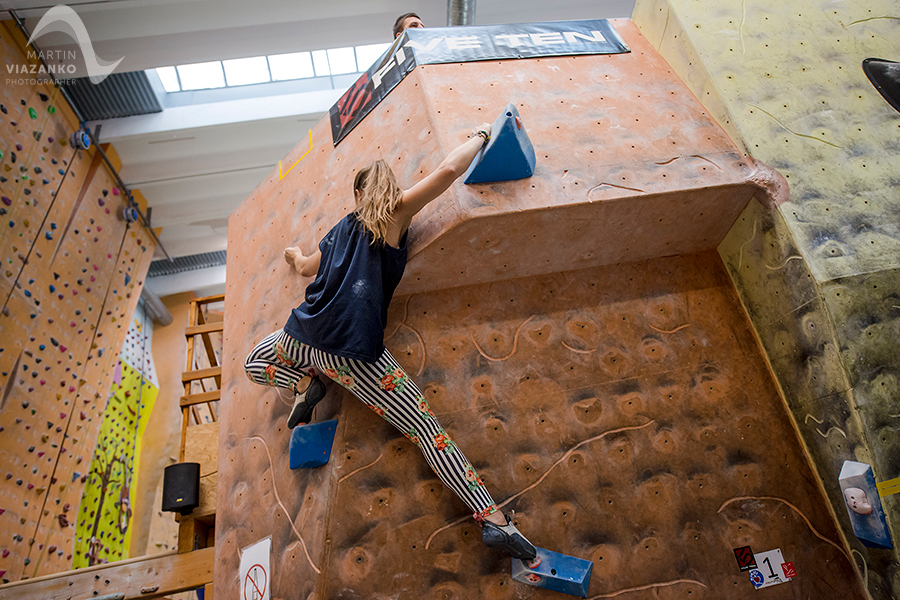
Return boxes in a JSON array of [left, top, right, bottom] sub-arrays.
[[244, 329, 499, 520]]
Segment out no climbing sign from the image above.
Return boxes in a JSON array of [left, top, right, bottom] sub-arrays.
[[239, 537, 271, 600]]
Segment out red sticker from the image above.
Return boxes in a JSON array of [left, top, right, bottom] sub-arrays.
[[781, 562, 796, 579]]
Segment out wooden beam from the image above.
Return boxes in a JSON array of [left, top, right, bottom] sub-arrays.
[[199, 329, 222, 388], [180, 390, 221, 407], [194, 293, 225, 305], [179, 405, 188, 462], [182, 366, 221, 382], [177, 518, 209, 554], [0, 547, 214, 600], [184, 300, 197, 397], [185, 322, 223, 336]]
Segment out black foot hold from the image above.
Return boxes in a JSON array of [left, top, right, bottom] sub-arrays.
[[863, 58, 900, 113]]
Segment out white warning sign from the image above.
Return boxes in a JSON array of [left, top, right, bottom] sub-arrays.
[[239, 537, 271, 600], [748, 548, 793, 590]]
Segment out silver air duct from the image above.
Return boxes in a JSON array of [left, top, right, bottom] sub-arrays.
[[447, 0, 476, 26], [140, 286, 174, 326]]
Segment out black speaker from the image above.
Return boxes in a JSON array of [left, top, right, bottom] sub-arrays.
[[162, 462, 200, 515]]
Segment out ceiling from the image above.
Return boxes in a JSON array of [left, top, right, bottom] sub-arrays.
[[4, 0, 635, 297]]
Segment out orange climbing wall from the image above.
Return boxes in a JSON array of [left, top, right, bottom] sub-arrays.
[[0, 20, 156, 581], [218, 19, 863, 599]]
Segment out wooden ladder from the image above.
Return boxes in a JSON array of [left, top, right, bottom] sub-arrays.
[[175, 293, 224, 567], [179, 293, 224, 456]]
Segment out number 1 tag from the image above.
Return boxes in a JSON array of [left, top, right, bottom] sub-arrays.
[[748, 549, 794, 589]]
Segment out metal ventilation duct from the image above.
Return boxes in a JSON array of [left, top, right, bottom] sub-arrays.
[[448, 0, 476, 26], [148, 250, 227, 278], [64, 70, 162, 122]]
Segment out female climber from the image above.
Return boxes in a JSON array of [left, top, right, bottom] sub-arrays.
[[244, 121, 537, 560]]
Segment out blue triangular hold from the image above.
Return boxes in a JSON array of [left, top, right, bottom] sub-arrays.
[[511, 547, 593, 597], [289, 418, 338, 469], [464, 103, 536, 184]]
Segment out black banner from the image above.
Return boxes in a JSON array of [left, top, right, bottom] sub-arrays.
[[330, 19, 629, 146]]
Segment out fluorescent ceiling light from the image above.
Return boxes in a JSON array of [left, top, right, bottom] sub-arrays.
[[222, 56, 271, 86], [177, 61, 226, 91], [268, 52, 314, 81]]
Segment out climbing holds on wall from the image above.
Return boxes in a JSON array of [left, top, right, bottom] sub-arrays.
[[289, 419, 339, 469], [511, 548, 593, 597], [464, 103, 536, 184], [862, 58, 900, 113]]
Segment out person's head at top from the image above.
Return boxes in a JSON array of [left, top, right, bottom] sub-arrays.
[[393, 12, 424, 38], [352, 160, 402, 245]]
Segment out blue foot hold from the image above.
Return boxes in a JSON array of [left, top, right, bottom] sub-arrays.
[[511, 547, 593, 598], [289, 418, 338, 469], [464, 103, 536, 184]]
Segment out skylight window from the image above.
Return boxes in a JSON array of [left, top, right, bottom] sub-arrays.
[[153, 42, 385, 93], [268, 52, 314, 81], [326, 47, 357, 75], [355, 43, 391, 71], [156, 66, 180, 93], [177, 61, 226, 91], [311, 50, 330, 77], [222, 56, 271, 86]]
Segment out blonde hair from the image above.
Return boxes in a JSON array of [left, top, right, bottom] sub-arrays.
[[353, 160, 403, 245]]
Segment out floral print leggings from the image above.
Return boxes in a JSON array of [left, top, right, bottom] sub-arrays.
[[244, 329, 499, 520]]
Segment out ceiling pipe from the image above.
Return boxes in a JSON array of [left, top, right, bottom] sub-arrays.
[[139, 285, 174, 326], [447, 0, 476, 26]]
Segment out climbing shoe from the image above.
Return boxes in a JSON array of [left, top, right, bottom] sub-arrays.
[[482, 515, 537, 560], [287, 376, 326, 428]]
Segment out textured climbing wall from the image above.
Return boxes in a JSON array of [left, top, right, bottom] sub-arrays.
[[218, 17, 863, 600], [632, 1, 900, 596], [0, 20, 157, 582], [72, 306, 158, 569], [631, 0, 900, 277], [221, 252, 864, 599]]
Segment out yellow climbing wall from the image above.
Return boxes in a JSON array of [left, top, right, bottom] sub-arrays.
[[0, 20, 157, 582], [72, 307, 159, 569], [632, 0, 900, 597]]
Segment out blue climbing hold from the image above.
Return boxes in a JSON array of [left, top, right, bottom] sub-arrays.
[[289, 418, 338, 469], [464, 103, 536, 185], [511, 547, 594, 598]]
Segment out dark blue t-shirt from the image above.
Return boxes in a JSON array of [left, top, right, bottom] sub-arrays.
[[284, 212, 408, 362]]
